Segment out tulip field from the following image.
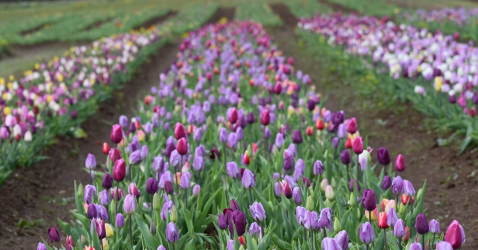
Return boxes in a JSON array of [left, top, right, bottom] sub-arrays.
[[0, 1, 477, 250]]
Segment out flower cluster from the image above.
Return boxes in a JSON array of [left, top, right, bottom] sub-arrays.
[[38, 21, 465, 250]]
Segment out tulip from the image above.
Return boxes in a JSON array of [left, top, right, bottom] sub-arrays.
[[394, 219, 405, 237], [322, 237, 342, 250], [170, 205, 178, 223], [280, 180, 293, 199], [382, 175, 391, 190], [325, 185, 334, 200], [192, 185, 200, 197], [402, 180, 415, 196], [260, 109, 270, 126], [336, 230, 349, 250], [293, 187, 302, 204], [229, 108, 238, 124], [113, 159, 126, 182], [304, 210, 319, 231], [166, 222, 179, 243], [109, 148, 121, 163], [146, 177, 159, 194], [349, 179, 360, 192], [129, 150, 142, 165], [180, 172, 191, 189], [313, 160, 323, 175], [87, 203, 97, 219], [340, 150, 351, 165], [219, 127, 228, 143], [444, 220, 465, 249], [165, 181, 174, 194], [177, 138, 188, 155], [291, 129, 303, 144], [85, 153, 96, 170], [416, 214, 429, 237], [360, 222, 374, 245], [347, 118, 357, 134], [318, 207, 333, 231], [377, 147, 391, 165], [395, 154, 405, 172], [48, 227, 61, 242], [174, 123, 186, 140], [378, 212, 388, 229], [403, 226, 410, 243], [228, 210, 247, 236], [128, 183, 141, 198], [362, 189, 377, 212], [249, 222, 261, 237], [37, 242, 47, 250], [161, 201, 173, 221], [392, 176, 403, 194], [93, 218, 106, 239], [337, 124, 347, 138], [316, 118, 325, 130], [102, 173, 113, 190], [387, 207, 398, 227], [105, 223, 113, 238], [430, 219, 440, 234], [436, 241, 453, 250], [242, 169, 255, 189], [110, 124, 123, 144], [410, 243, 423, 250], [115, 213, 124, 228], [250, 202, 266, 221], [84, 184, 97, 204], [218, 214, 228, 230], [123, 194, 136, 214], [352, 136, 363, 154]]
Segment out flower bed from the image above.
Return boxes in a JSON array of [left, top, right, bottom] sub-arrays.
[[298, 13, 478, 152], [38, 21, 465, 250], [0, 26, 167, 184]]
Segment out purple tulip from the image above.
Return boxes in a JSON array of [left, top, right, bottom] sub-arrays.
[[37, 243, 47, 250], [48, 227, 61, 242], [416, 214, 429, 234], [394, 219, 405, 237], [436, 241, 453, 250], [102, 173, 113, 189], [293, 187, 302, 205], [219, 127, 228, 143], [166, 222, 179, 243], [359, 222, 374, 244], [410, 243, 423, 250], [85, 153, 96, 169], [84, 184, 97, 204], [335, 230, 349, 250], [123, 194, 136, 214], [250, 202, 266, 221], [87, 203, 97, 219], [340, 150, 351, 165], [402, 180, 416, 196], [226, 162, 239, 179], [100, 190, 110, 206], [218, 214, 228, 230], [192, 185, 200, 197], [228, 210, 247, 236], [249, 222, 261, 237], [332, 137, 339, 148], [377, 147, 391, 165], [387, 207, 398, 227], [318, 208, 332, 231], [382, 175, 391, 190], [146, 177, 159, 194], [242, 169, 255, 189], [304, 210, 319, 231], [313, 160, 323, 175], [161, 201, 173, 221], [392, 176, 403, 194], [430, 219, 440, 234], [322, 237, 342, 250], [129, 150, 142, 165], [291, 130, 303, 144], [362, 189, 377, 211]]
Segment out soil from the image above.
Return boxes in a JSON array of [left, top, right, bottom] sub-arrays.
[[269, 3, 478, 249], [19, 23, 53, 36], [132, 10, 178, 30], [0, 6, 236, 250], [83, 18, 113, 32]]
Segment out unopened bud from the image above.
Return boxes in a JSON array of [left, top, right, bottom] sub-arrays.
[[306, 196, 314, 211], [153, 193, 161, 211], [170, 205, 178, 223]]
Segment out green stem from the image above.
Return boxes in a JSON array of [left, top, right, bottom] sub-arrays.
[[129, 214, 133, 248], [398, 238, 402, 250], [311, 230, 315, 250], [115, 181, 119, 216]]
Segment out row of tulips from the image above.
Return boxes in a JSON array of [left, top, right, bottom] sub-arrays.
[[38, 21, 465, 250], [297, 13, 478, 151], [0, 22, 167, 184]]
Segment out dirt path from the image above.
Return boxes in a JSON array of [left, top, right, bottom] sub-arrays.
[[269, 3, 478, 249], [0, 7, 235, 250]]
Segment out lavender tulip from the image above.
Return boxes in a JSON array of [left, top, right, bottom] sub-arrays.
[[293, 187, 302, 205], [335, 230, 349, 250], [85, 153, 96, 169], [123, 194, 136, 214], [394, 219, 405, 237], [360, 222, 374, 244], [242, 169, 255, 189], [250, 202, 266, 221], [322, 237, 342, 250], [313, 160, 323, 175], [249, 222, 261, 237], [166, 222, 179, 243]]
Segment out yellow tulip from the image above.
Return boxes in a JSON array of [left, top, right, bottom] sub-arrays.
[[105, 223, 114, 238], [4, 107, 11, 115], [102, 238, 109, 250], [365, 207, 378, 221]]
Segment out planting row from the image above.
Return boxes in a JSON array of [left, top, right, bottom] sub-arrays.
[[39, 21, 465, 250], [236, 2, 283, 27], [298, 12, 478, 151], [0, 6, 219, 185]]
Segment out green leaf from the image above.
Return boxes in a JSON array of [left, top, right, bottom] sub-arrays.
[[134, 214, 160, 249], [71, 211, 89, 231], [58, 218, 71, 236], [72, 127, 88, 138]]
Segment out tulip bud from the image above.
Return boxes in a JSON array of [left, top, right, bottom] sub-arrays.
[[260, 109, 270, 126], [87, 203, 97, 219], [381, 175, 391, 190], [352, 136, 363, 154], [37, 243, 47, 250], [306, 126, 313, 136], [166, 222, 179, 243], [110, 124, 123, 144], [81, 235, 86, 245], [444, 220, 465, 249], [394, 219, 405, 237], [316, 118, 325, 130], [377, 147, 391, 165], [325, 185, 334, 200], [165, 181, 174, 194], [78, 183, 84, 197], [280, 181, 293, 199], [395, 154, 405, 172], [218, 214, 228, 230], [170, 205, 178, 223], [402, 226, 410, 243], [112, 159, 126, 182], [153, 193, 161, 211], [174, 123, 186, 140], [291, 130, 303, 144], [48, 227, 61, 242], [192, 185, 200, 197], [105, 223, 114, 238], [347, 118, 357, 134], [334, 218, 341, 233], [436, 241, 453, 250], [362, 189, 377, 212], [306, 196, 314, 211], [429, 219, 440, 234], [320, 178, 328, 191], [340, 150, 351, 165], [123, 194, 136, 214], [349, 192, 356, 206], [378, 212, 389, 229], [359, 222, 374, 244], [293, 187, 302, 204], [410, 243, 423, 250], [176, 138, 188, 155], [415, 214, 429, 235], [102, 173, 113, 190], [85, 153, 96, 170]]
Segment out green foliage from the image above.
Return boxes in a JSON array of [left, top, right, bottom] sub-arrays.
[[236, 2, 283, 27]]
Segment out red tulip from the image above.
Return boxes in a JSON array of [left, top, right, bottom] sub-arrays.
[[144, 95, 153, 105], [113, 159, 126, 182], [306, 126, 313, 136], [177, 138, 188, 155], [102, 143, 110, 155], [352, 136, 364, 154], [444, 220, 465, 249], [174, 123, 186, 140], [401, 194, 415, 205], [110, 124, 123, 144], [345, 137, 352, 149], [316, 118, 325, 130], [402, 226, 410, 243], [378, 212, 389, 229], [470, 107, 476, 117], [244, 151, 250, 165]]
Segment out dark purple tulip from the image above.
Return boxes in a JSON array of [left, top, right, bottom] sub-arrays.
[[164, 181, 174, 194], [377, 147, 391, 165], [302, 177, 311, 188], [87, 203, 97, 219], [362, 189, 377, 212], [415, 214, 429, 235], [449, 94, 457, 104], [307, 99, 316, 111], [218, 214, 228, 229], [102, 173, 113, 189], [332, 111, 344, 125], [247, 112, 256, 124], [332, 137, 340, 148], [381, 176, 391, 190], [291, 130, 303, 144], [230, 199, 241, 211], [146, 177, 159, 194], [48, 227, 61, 242], [473, 92, 478, 105], [228, 210, 247, 236], [340, 150, 351, 165]]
